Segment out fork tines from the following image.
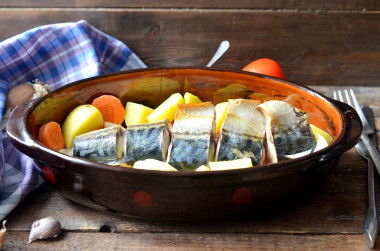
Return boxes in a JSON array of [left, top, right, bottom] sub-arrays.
[[334, 89, 374, 134]]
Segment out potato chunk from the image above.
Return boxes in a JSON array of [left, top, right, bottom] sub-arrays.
[[195, 165, 211, 171], [184, 92, 202, 104], [124, 102, 154, 126], [310, 124, 333, 145], [209, 158, 253, 171], [215, 102, 229, 134], [146, 93, 184, 123], [62, 104, 104, 148], [133, 159, 178, 171]]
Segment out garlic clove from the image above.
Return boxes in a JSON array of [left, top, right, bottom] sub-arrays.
[[5, 83, 35, 110], [5, 79, 51, 111], [29, 216, 61, 243], [0, 220, 7, 250]]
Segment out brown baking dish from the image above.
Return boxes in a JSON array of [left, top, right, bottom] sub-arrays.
[[6, 67, 361, 221]]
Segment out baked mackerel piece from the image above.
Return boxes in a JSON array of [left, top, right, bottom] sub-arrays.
[[123, 119, 172, 165], [73, 126, 126, 164], [168, 102, 216, 170], [215, 99, 266, 165], [258, 100, 317, 163]]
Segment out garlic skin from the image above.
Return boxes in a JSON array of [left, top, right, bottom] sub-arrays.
[[31, 79, 51, 100], [29, 217, 61, 243]]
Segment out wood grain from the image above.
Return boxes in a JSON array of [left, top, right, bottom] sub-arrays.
[[2, 232, 368, 250], [0, 9, 379, 86], [0, 0, 379, 245], [3, 85, 378, 236], [1, 157, 370, 234], [0, 0, 377, 10], [2, 86, 378, 251], [2, 149, 376, 249]]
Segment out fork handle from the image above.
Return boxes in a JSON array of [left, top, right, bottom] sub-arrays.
[[361, 134, 380, 176], [364, 159, 378, 248]]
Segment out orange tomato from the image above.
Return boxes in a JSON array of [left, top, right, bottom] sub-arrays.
[[242, 58, 286, 79]]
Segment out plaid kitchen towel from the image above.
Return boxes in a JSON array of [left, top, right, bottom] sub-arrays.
[[0, 20, 147, 220]]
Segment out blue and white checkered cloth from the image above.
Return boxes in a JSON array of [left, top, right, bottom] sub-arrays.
[[0, 20, 146, 220]]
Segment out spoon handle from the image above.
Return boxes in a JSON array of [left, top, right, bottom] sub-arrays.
[[206, 40, 230, 67]]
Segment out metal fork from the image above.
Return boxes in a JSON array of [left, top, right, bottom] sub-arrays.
[[334, 90, 380, 175], [334, 90, 378, 248], [356, 107, 378, 248]]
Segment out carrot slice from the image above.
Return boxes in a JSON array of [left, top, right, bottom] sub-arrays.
[[38, 121, 65, 151], [91, 95, 126, 125]]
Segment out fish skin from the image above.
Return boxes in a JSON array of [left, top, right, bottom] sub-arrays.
[[123, 119, 171, 164], [215, 99, 266, 165], [258, 100, 317, 162], [73, 126, 125, 164], [216, 132, 264, 165], [168, 102, 215, 170], [272, 123, 316, 160], [168, 134, 214, 170]]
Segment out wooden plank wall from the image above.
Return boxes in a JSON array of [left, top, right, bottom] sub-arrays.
[[0, 1, 379, 86]]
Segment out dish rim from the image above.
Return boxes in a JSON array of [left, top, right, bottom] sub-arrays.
[[8, 67, 361, 179]]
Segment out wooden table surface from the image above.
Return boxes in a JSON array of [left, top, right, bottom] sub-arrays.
[[1, 1, 380, 87], [2, 85, 380, 250]]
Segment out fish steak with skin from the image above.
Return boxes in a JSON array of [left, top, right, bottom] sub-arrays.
[[123, 119, 172, 165], [215, 99, 266, 165], [73, 126, 125, 164], [258, 100, 317, 163], [168, 102, 216, 170]]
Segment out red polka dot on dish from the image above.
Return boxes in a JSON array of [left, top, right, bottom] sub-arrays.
[[133, 190, 153, 207], [233, 188, 252, 205]]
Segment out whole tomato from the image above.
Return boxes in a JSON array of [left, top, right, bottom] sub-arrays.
[[242, 58, 285, 79]]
